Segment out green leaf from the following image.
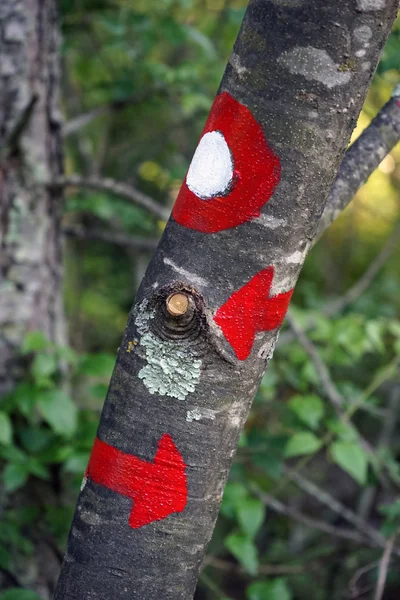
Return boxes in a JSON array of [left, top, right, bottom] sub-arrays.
[[37, 390, 77, 437], [379, 499, 400, 536], [0, 589, 42, 600], [55, 344, 78, 365], [284, 432, 322, 458], [247, 579, 292, 600], [326, 418, 358, 442], [19, 428, 52, 453], [330, 441, 368, 485], [11, 383, 38, 419], [253, 453, 282, 480], [0, 544, 10, 569], [31, 353, 57, 384], [78, 353, 115, 377], [289, 394, 324, 430], [0, 412, 12, 445], [225, 533, 258, 575], [21, 331, 49, 354], [237, 497, 265, 538], [220, 482, 248, 519], [25, 458, 49, 480], [64, 452, 89, 474], [4, 464, 29, 492]]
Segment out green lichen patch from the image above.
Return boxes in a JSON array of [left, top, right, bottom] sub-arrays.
[[138, 332, 202, 400], [134, 299, 202, 400]]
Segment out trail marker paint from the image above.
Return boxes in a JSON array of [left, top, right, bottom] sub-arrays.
[[86, 434, 188, 529], [214, 267, 293, 360], [173, 91, 281, 233]]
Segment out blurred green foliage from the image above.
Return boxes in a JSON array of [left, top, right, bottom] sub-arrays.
[[1, 1, 400, 598]]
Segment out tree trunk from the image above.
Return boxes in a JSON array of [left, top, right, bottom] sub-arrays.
[[0, 0, 64, 398], [55, 1, 398, 599]]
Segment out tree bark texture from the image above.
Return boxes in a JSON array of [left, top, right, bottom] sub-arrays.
[[55, 2, 398, 599], [0, 0, 64, 398]]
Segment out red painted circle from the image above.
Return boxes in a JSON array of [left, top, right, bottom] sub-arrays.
[[172, 91, 281, 233]]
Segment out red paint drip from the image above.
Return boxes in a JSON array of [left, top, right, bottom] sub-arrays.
[[86, 434, 188, 529], [214, 267, 293, 360], [172, 91, 281, 233]]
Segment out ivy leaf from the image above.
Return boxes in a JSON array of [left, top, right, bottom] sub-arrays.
[[289, 394, 324, 430], [237, 497, 265, 538], [330, 441, 368, 485], [37, 390, 77, 437], [284, 432, 322, 458], [225, 533, 258, 575], [247, 579, 292, 600], [0, 412, 12, 445]]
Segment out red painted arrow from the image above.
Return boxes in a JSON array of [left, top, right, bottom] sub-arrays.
[[86, 434, 188, 529], [214, 267, 293, 360]]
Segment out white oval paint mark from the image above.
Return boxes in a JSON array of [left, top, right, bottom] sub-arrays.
[[186, 131, 233, 199]]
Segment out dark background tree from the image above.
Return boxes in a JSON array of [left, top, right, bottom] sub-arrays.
[[0, 1, 400, 599]]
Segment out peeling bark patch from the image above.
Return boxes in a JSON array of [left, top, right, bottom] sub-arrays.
[[186, 407, 216, 422], [353, 25, 373, 44], [86, 434, 187, 528], [278, 47, 352, 89], [229, 53, 249, 79], [164, 256, 209, 288], [214, 267, 293, 360], [172, 91, 281, 233], [356, 0, 386, 10], [135, 300, 202, 400]]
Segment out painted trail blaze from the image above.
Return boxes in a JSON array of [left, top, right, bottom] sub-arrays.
[[214, 267, 293, 360], [172, 91, 281, 233], [86, 434, 188, 528]]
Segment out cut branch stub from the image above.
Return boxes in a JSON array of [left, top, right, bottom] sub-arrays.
[[166, 292, 190, 317]]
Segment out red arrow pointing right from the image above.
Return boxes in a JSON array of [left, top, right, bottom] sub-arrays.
[[86, 434, 188, 529]]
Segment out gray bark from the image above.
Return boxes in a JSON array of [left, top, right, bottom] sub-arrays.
[[55, 2, 398, 599], [0, 0, 64, 397]]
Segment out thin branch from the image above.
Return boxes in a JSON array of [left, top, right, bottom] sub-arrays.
[[252, 485, 371, 546], [279, 223, 400, 347], [374, 533, 397, 600], [349, 561, 380, 598], [63, 224, 159, 251], [323, 223, 400, 316], [203, 556, 303, 575], [284, 466, 386, 548], [64, 88, 167, 136], [53, 175, 170, 221], [286, 312, 388, 486], [317, 89, 400, 239], [285, 312, 344, 409]]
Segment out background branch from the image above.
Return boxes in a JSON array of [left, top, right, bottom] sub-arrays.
[[317, 90, 400, 238], [54, 174, 170, 221]]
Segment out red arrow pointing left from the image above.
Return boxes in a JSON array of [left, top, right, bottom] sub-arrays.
[[86, 434, 188, 529]]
